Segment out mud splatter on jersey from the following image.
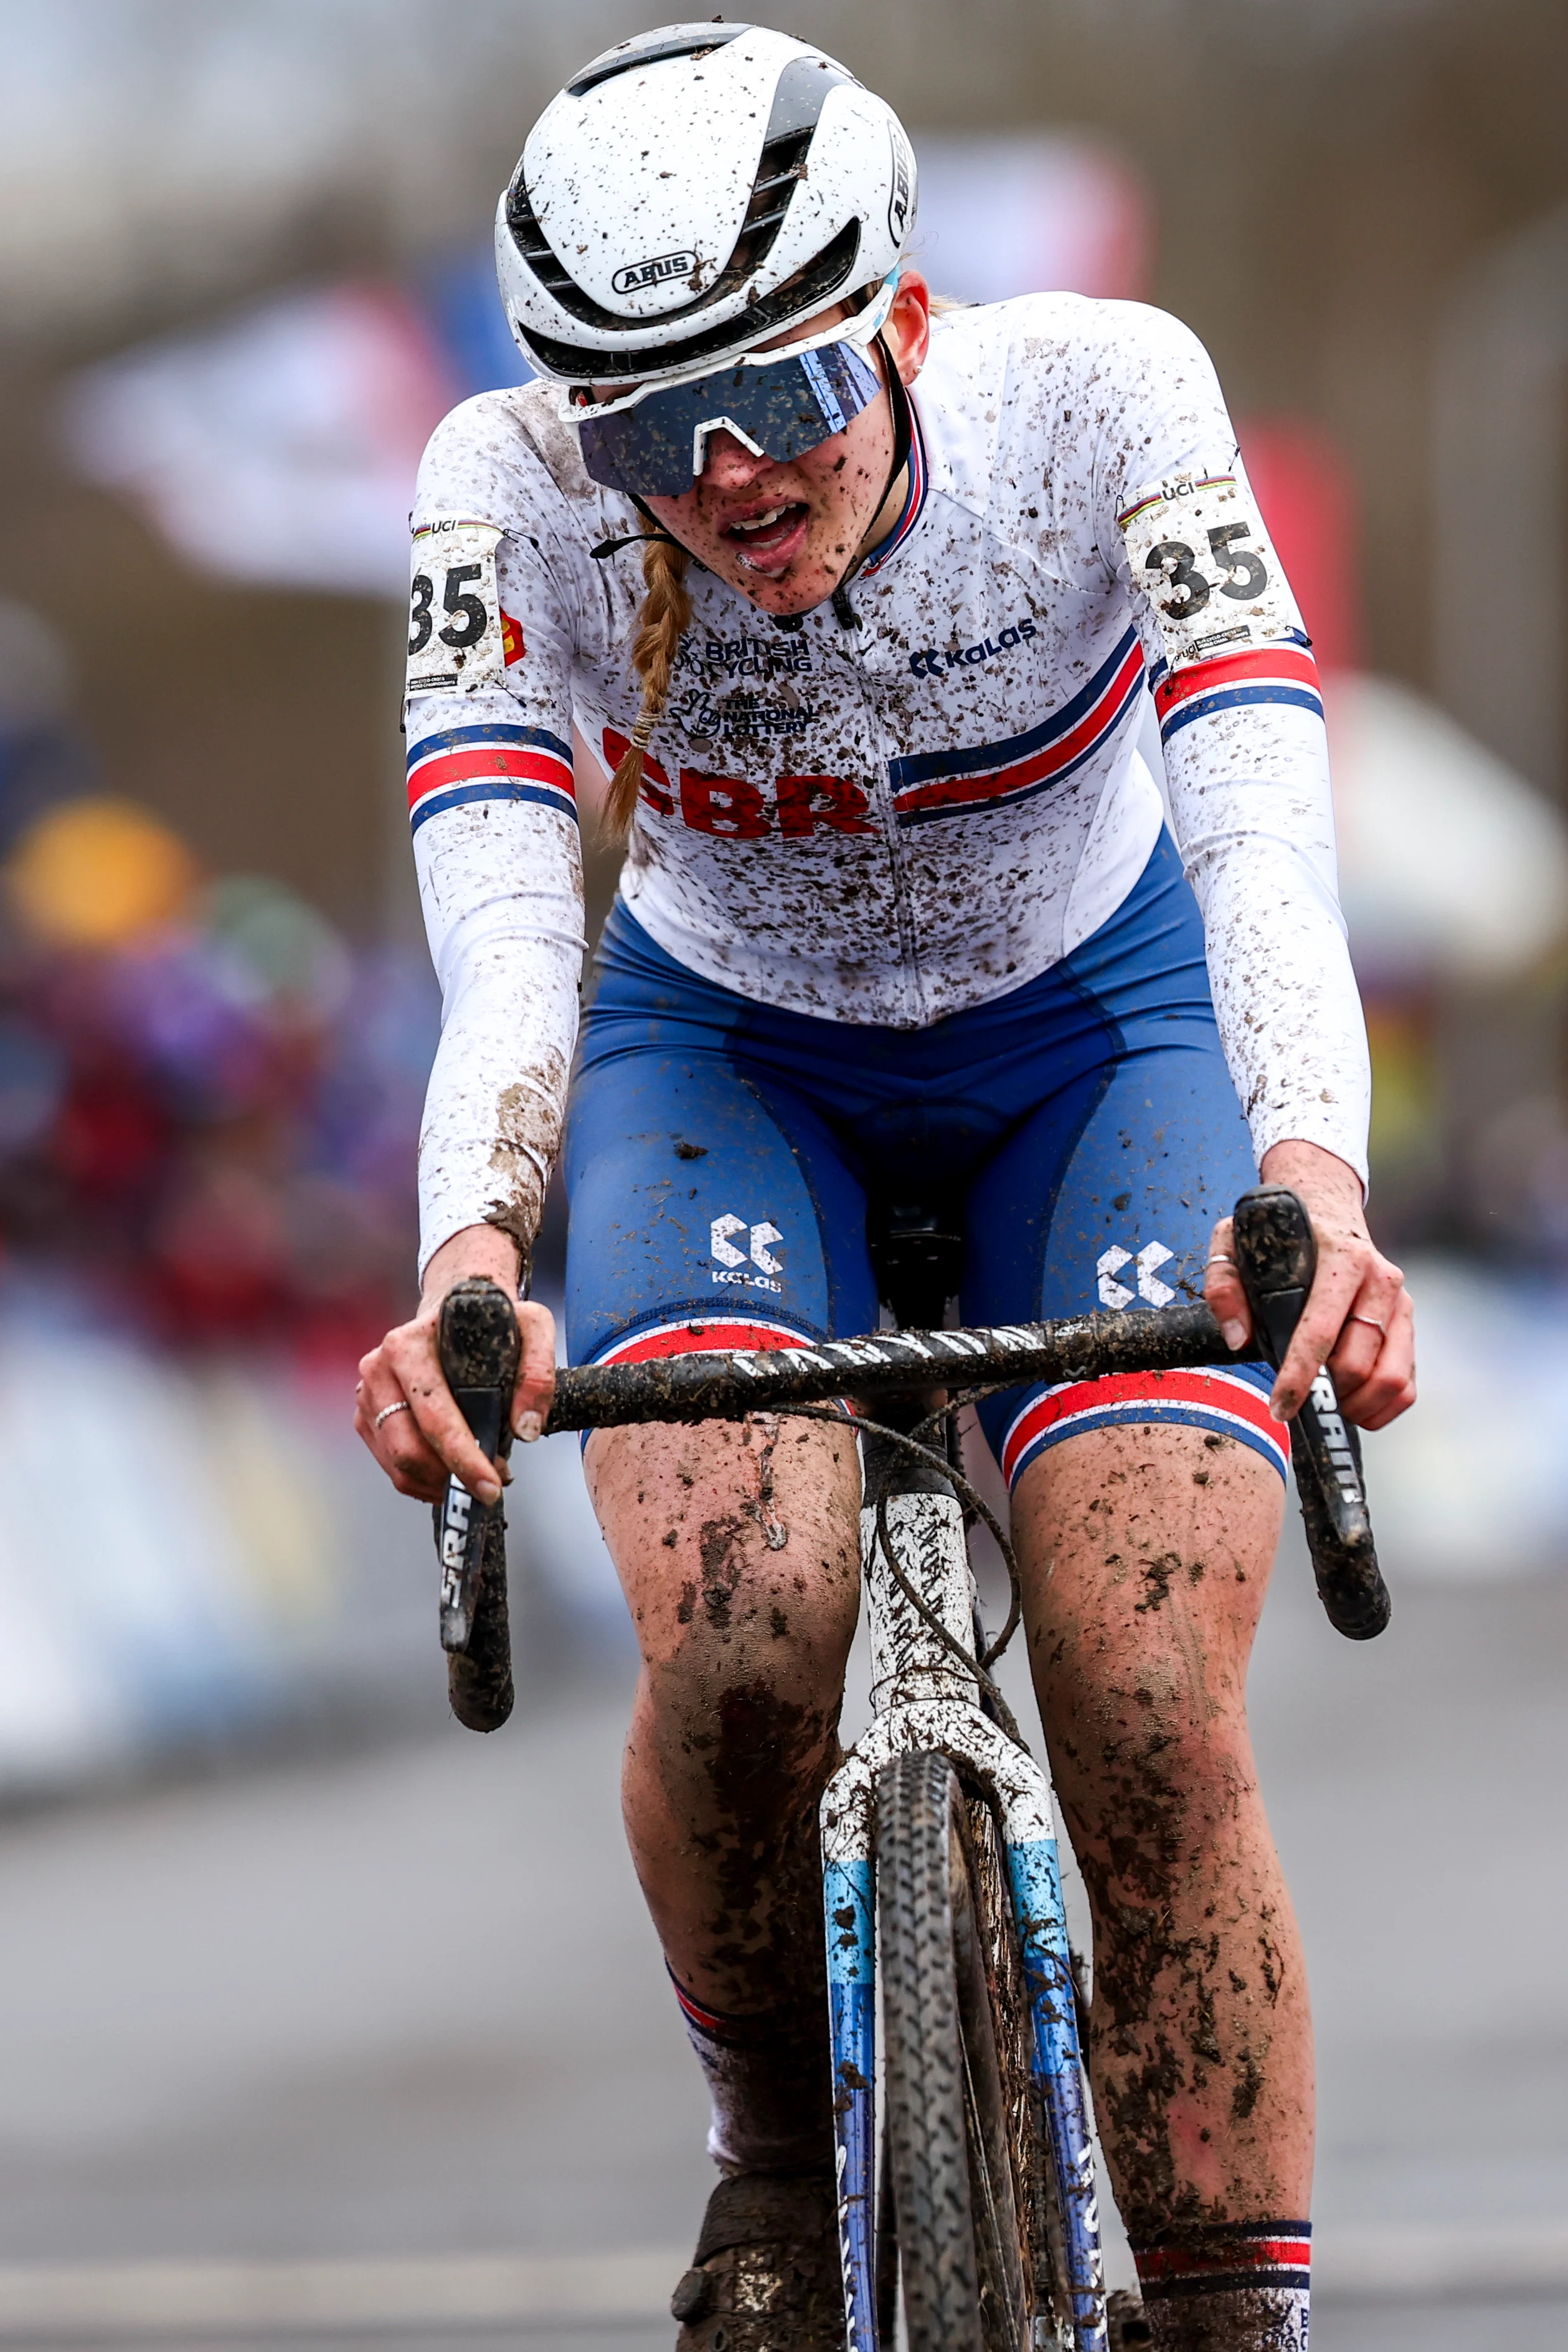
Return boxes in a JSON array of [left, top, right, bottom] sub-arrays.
[[405, 294, 1368, 1271]]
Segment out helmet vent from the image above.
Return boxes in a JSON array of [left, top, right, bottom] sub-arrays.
[[517, 218, 862, 384], [506, 53, 855, 341], [564, 25, 750, 100], [505, 180, 580, 306]]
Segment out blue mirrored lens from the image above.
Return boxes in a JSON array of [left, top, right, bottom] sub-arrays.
[[578, 341, 882, 498]]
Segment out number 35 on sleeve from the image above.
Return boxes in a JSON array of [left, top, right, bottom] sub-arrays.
[[407, 519, 506, 697], [1118, 473, 1298, 674]]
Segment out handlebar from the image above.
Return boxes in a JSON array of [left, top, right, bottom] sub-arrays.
[[429, 1186, 1389, 1731], [548, 1300, 1235, 1429]]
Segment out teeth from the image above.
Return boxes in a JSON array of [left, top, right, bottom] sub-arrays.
[[732, 506, 788, 533]]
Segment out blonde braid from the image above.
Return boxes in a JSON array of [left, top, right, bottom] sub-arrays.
[[606, 533, 692, 839]]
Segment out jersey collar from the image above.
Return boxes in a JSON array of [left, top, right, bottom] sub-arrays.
[[858, 390, 929, 577]]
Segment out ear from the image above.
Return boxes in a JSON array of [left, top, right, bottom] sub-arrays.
[[885, 270, 932, 387]]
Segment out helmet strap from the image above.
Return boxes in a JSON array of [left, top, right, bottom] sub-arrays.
[[590, 498, 711, 568], [829, 334, 912, 630]]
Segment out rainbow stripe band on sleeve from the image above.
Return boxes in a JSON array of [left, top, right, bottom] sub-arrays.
[[999, 1366, 1287, 1490], [407, 723, 576, 835], [1115, 475, 1239, 531], [1153, 637, 1323, 742]]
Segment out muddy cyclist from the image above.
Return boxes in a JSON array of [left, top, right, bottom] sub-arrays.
[[356, 23, 1417, 2351]]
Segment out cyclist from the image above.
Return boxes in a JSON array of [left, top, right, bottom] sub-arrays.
[[356, 24, 1415, 2351]]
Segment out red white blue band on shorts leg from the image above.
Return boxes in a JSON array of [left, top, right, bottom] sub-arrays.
[[998, 1363, 1287, 1492], [589, 1313, 822, 1366], [580, 1312, 857, 1443]]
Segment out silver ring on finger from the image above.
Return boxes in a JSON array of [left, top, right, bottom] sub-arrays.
[[374, 1399, 412, 1430], [1205, 1253, 1236, 1270], [1348, 1312, 1386, 1334]]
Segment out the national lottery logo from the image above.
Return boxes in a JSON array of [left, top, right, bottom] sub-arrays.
[[676, 686, 815, 741], [1097, 1242, 1176, 1310], [711, 1213, 785, 1296], [722, 694, 816, 739]]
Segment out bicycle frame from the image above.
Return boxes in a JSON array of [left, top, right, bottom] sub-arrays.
[[820, 1481, 1107, 2352]]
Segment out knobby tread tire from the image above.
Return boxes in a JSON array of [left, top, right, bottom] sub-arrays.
[[877, 1749, 988, 2352]]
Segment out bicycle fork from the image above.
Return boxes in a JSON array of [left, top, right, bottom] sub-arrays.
[[820, 1479, 1107, 2352]]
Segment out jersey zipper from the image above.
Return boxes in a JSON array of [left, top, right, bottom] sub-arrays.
[[832, 630, 926, 1025]]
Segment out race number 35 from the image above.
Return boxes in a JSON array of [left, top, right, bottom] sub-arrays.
[[1118, 474, 1295, 668], [405, 520, 504, 696], [1143, 521, 1269, 618], [409, 563, 488, 654]]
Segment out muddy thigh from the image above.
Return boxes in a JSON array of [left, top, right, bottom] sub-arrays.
[[1010, 1421, 1312, 2235], [585, 1414, 862, 2018]]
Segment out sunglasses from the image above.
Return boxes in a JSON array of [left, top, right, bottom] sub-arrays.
[[564, 285, 894, 500]]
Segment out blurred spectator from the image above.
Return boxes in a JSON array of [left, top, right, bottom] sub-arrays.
[[0, 600, 98, 853], [0, 795, 434, 1359]]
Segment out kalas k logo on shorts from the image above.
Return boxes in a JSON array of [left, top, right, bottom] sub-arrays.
[[711, 1214, 784, 1295], [1097, 1242, 1176, 1309]]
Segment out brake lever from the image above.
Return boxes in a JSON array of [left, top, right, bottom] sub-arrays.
[[435, 1277, 520, 1729], [1231, 1185, 1391, 1640]]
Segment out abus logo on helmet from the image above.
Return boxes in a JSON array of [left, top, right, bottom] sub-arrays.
[[612, 251, 699, 295], [887, 125, 914, 244]]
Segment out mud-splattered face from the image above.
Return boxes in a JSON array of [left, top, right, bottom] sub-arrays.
[[635, 272, 932, 616]]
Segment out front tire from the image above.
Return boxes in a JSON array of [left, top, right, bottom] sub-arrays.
[[877, 1749, 1034, 2352]]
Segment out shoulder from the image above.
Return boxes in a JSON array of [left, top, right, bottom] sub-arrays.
[[915, 296, 1232, 551], [414, 382, 626, 538], [923, 293, 1219, 418]]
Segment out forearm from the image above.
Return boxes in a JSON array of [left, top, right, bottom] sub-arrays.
[[420, 1222, 525, 1308], [418, 980, 575, 1276], [1259, 1136, 1364, 1207], [1176, 782, 1370, 1186], [415, 824, 587, 1278]]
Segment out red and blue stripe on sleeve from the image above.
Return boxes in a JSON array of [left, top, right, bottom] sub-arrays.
[[407, 722, 577, 836], [1151, 631, 1323, 744]]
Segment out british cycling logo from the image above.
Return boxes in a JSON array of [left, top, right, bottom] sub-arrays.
[[683, 633, 813, 681], [711, 1214, 784, 1295], [909, 616, 1038, 679], [1097, 1242, 1176, 1309]]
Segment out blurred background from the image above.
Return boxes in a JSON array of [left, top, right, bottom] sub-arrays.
[[0, 1, 1563, 2345]]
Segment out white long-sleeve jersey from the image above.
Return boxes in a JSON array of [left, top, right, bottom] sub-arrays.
[[405, 293, 1369, 1273]]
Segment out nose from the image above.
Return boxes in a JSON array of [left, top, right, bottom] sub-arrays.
[[697, 426, 771, 490]]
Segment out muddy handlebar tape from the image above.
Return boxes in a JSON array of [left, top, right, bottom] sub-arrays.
[[434, 1277, 520, 1732], [546, 1303, 1236, 1430], [1231, 1184, 1391, 1640]]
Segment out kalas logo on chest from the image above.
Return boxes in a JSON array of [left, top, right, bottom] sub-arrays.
[[909, 616, 1038, 679], [612, 250, 700, 295]]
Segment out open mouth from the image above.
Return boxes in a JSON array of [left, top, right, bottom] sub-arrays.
[[722, 501, 810, 572]]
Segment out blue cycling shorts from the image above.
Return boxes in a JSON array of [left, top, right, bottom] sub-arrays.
[[563, 830, 1285, 1490]]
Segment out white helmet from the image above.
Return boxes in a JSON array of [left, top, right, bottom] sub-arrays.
[[495, 22, 918, 387]]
